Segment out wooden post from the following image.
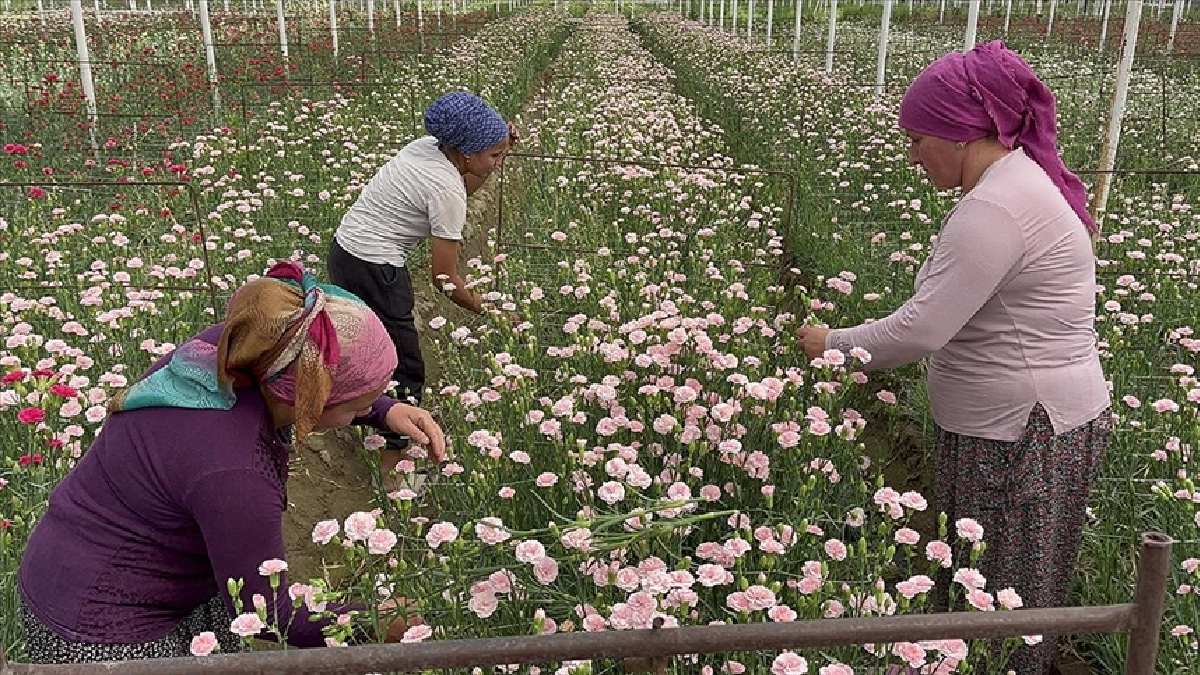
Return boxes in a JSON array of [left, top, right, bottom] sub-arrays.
[[1091, 0, 1142, 219], [1167, 0, 1183, 51], [964, 0, 979, 49], [70, 0, 99, 155], [875, 0, 892, 98], [1125, 532, 1173, 674], [1098, 0, 1112, 52], [824, 0, 837, 72], [766, 0, 773, 44], [275, 0, 288, 61], [330, 0, 339, 58], [199, 0, 221, 112], [793, 0, 802, 61]]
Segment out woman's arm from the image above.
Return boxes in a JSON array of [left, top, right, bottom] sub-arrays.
[[431, 237, 483, 313], [186, 468, 346, 648], [824, 198, 1025, 370]]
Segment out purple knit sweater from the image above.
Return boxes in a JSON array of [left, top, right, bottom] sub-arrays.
[[18, 324, 398, 647]]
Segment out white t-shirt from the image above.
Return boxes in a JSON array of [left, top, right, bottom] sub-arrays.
[[335, 136, 467, 267]]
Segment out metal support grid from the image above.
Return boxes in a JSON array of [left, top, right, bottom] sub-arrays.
[[10, 61, 209, 163], [0, 180, 223, 315], [231, 78, 416, 123], [214, 26, 477, 85], [797, 167, 1198, 310], [209, 12, 306, 43], [15, 58, 199, 117], [532, 70, 678, 121], [0, 533, 1174, 674], [493, 150, 797, 289]]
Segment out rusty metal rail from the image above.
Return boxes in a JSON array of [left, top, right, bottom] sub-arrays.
[[0, 532, 1174, 674]]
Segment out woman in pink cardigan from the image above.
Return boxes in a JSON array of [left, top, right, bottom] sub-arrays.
[[798, 42, 1111, 674]]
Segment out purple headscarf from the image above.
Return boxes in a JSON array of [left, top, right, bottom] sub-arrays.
[[899, 41, 1096, 234]]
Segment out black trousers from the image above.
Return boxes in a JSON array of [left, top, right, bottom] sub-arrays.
[[327, 239, 425, 407]]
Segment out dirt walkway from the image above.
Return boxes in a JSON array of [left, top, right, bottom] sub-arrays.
[[280, 63, 566, 586]]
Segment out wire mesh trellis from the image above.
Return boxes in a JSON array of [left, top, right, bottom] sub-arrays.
[[0, 179, 224, 314], [492, 151, 798, 290]]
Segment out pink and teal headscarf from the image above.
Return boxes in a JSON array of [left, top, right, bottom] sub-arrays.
[[899, 40, 1096, 234], [111, 262, 397, 441]]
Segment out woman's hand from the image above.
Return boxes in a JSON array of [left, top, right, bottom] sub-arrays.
[[385, 403, 447, 462], [498, 123, 521, 168], [796, 325, 832, 359]]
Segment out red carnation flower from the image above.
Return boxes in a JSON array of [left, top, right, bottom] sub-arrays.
[[17, 407, 46, 425]]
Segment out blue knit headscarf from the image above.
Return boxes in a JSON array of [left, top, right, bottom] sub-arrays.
[[424, 92, 509, 155]]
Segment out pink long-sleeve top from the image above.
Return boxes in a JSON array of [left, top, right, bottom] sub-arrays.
[[827, 149, 1110, 441]]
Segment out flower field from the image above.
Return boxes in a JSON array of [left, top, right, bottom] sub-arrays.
[[1, 1, 1199, 672]]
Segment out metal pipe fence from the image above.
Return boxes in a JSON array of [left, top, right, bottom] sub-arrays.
[[0, 532, 1173, 674]]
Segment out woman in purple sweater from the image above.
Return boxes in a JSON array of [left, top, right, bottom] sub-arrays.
[[17, 262, 445, 663], [798, 43, 1110, 673]]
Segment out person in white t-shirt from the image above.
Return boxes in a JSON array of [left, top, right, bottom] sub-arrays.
[[329, 91, 515, 452]]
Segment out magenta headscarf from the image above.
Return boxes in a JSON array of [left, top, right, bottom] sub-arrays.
[[899, 41, 1096, 234]]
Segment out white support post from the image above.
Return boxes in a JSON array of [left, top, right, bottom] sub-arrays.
[[1168, 0, 1182, 51], [1098, 0, 1112, 52], [1004, 0, 1012, 31], [367, 0, 374, 36], [875, 0, 892, 98], [199, 0, 220, 112], [766, 0, 773, 44], [964, 0, 979, 49], [70, 0, 99, 155], [1093, 0, 1142, 219], [275, 0, 288, 61], [224, 0, 229, 11], [793, 0, 802, 61], [1047, 0, 1058, 32], [417, 0, 423, 28], [393, 0, 399, 27], [37, 0, 45, 25], [939, 0, 945, 22], [720, 0, 726, 27], [93, 0, 102, 21], [732, 0, 738, 32], [748, 0, 755, 37], [330, 0, 339, 58], [825, 0, 837, 73]]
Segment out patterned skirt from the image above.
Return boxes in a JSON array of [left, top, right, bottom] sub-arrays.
[[935, 403, 1112, 675], [20, 594, 240, 664]]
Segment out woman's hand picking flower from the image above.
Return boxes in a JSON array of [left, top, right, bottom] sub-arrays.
[[796, 325, 832, 359], [385, 404, 446, 462]]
